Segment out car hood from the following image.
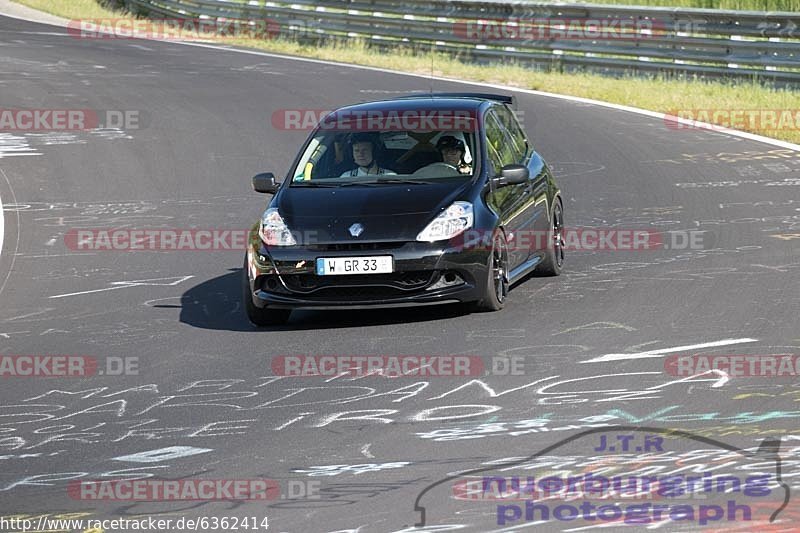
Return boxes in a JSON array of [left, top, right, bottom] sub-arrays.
[[277, 181, 473, 243]]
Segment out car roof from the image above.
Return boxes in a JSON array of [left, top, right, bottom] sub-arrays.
[[332, 93, 512, 115]]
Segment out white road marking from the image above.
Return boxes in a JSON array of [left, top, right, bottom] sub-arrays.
[[112, 446, 212, 463], [553, 321, 636, 336], [580, 338, 759, 363], [0, 133, 41, 159], [487, 521, 549, 532], [143, 296, 182, 306], [0, 331, 30, 338], [16, 253, 97, 258], [4, 308, 55, 321], [0, 30, 68, 36], [360, 443, 374, 459], [49, 275, 194, 299]]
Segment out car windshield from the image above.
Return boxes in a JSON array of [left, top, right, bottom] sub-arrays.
[[289, 129, 477, 186]]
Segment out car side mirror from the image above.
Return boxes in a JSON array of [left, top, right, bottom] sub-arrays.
[[493, 164, 529, 187], [252, 172, 280, 194]]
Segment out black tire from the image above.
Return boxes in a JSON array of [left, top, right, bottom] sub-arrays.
[[242, 255, 291, 326], [471, 230, 509, 312], [536, 197, 564, 276]]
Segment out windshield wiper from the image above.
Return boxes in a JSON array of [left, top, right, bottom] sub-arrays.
[[291, 182, 341, 188], [353, 179, 434, 185], [338, 181, 380, 187], [294, 179, 434, 188]]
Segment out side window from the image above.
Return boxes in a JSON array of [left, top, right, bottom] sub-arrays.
[[484, 111, 516, 174], [494, 105, 528, 163]]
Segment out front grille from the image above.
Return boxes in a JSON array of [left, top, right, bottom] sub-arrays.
[[306, 242, 406, 252], [298, 286, 415, 300], [282, 270, 435, 294]]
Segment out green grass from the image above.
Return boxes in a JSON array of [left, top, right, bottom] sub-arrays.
[[14, 0, 800, 145], [578, 0, 799, 10], [15, 0, 126, 19], [232, 0, 799, 9]]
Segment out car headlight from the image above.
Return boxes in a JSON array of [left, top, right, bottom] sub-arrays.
[[416, 201, 473, 242], [259, 208, 297, 246]]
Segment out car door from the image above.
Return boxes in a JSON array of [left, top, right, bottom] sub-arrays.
[[495, 104, 550, 262], [483, 108, 530, 270]]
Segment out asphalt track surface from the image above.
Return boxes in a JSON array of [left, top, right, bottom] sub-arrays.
[[1, 13, 799, 533]]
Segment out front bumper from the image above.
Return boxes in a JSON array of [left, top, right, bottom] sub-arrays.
[[245, 231, 489, 310]]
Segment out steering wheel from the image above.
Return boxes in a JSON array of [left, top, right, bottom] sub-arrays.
[[412, 162, 459, 178]]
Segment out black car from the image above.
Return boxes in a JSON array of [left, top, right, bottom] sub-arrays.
[[243, 93, 563, 325]]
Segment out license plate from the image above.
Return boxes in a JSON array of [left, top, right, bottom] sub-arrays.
[[316, 256, 393, 275]]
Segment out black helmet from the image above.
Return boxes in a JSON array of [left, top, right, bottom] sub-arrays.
[[436, 135, 465, 151], [347, 132, 383, 149]]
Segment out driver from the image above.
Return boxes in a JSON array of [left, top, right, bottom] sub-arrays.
[[340, 133, 396, 177], [436, 135, 471, 174]]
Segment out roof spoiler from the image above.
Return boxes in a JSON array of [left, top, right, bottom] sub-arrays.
[[397, 92, 517, 108]]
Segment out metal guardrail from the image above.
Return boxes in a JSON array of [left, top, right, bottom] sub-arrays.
[[119, 0, 800, 83]]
